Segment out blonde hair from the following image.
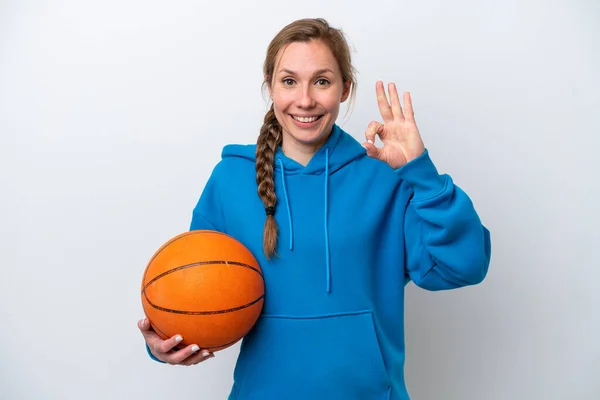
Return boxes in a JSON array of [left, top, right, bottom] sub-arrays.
[[256, 18, 357, 259]]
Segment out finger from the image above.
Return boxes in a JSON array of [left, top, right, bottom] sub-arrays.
[[388, 82, 405, 121], [138, 317, 149, 331], [158, 334, 186, 354], [180, 350, 215, 366], [138, 318, 158, 341], [362, 121, 384, 160], [166, 344, 204, 365], [375, 81, 393, 123], [404, 92, 415, 121], [362, 141, 383, 160], [364, 120, 384, 144]]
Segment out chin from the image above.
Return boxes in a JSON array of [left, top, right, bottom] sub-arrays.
[[289, 119, 333, 141], [292, 130, 329, 145]]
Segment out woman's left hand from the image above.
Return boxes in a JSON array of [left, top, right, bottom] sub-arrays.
[[362, 81, 426, 169]]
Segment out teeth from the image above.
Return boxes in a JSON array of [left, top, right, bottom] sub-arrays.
[[293, 115, 319, 123]]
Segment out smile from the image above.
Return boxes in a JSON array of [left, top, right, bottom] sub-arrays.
[[291, 115, 323, 123]]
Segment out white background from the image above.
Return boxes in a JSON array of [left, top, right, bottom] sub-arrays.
[[1, 0, 599, 399]]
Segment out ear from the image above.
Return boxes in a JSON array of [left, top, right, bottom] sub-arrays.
[[341, 81, 351, 103]]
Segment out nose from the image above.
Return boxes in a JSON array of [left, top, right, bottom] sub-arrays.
[[297, 85, 316, 109]]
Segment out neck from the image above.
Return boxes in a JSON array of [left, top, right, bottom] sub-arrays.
[[281, 143, 319, 166], [281, 127, 332, 166]]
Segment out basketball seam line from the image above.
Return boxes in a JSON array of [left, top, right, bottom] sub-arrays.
[[142, 260, 264, 292], [144, 293, 265, 315]]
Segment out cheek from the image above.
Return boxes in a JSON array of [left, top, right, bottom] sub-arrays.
[[317, 90, 343, 111], [322, 97, 342, 114], [272, 92, 292, 112]]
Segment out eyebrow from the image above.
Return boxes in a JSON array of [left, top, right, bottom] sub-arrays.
[[278, 68, 335, 76]]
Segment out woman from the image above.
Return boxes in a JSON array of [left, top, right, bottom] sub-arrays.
[[139, 17, 491, 400]]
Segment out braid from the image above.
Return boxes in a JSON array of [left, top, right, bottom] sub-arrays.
[[256, 105, 282, 259]]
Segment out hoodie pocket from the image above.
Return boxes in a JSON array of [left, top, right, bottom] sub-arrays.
[[232, 310, 391, 400]]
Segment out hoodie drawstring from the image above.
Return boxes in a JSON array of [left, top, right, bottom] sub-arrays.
[[276, 150, 332, 293], [324, 148, 331, 293], [277, 157, 293, 251]]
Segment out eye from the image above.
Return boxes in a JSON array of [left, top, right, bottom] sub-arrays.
[[282, 78, 296, 86], [315, 78, 330, 86]]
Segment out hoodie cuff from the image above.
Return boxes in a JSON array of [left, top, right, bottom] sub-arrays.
[[394, 149, 448, 202], [146, 343, 166, 364]]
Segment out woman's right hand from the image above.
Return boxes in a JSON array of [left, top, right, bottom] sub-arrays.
[[138, 317, 214, 365]]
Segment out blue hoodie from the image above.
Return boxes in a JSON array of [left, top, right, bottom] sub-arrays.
[[150, 124, 491, 399]]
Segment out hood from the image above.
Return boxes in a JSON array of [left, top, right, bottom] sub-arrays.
[[220, 123, 366, 294]]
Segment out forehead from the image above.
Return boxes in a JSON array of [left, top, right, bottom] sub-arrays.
[[275, 40, 340, 75]]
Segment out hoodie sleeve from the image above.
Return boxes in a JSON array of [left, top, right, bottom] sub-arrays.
[[398, 149, 491, 291]]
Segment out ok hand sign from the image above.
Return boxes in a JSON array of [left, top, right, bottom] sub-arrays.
[[362, 81, 426, 169]]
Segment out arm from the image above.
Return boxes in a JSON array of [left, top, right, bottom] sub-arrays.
[[360, 82, 490, 291], [400, 150, 491, 291]]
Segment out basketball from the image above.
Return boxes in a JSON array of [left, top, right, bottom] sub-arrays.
[[141, 230, 265, 352]]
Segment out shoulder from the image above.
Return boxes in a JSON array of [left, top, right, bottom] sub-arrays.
[[220, 143, 257, 165], [222, 143, 257, 157], [207, 143, 257, 182]]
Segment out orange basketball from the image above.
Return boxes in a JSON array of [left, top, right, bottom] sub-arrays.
[[141, 230, 264, 352]]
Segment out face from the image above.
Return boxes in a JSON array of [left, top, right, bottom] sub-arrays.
[[268, 40, 350, 157]]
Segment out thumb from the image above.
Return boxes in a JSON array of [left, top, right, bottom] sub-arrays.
[[138, 317, 153, 336], [362, 140, 383, 160], [138, 317, 148, 329]]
